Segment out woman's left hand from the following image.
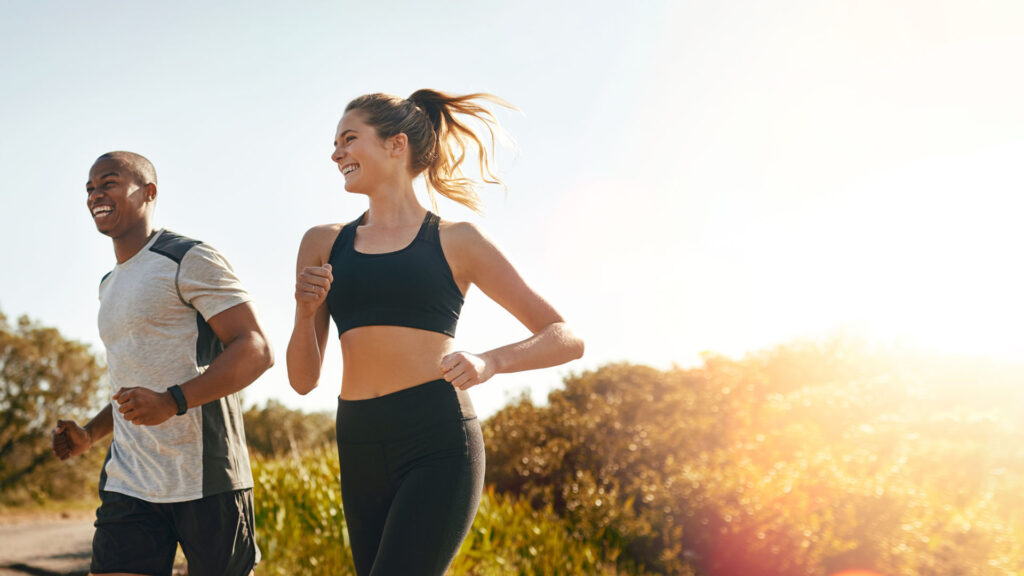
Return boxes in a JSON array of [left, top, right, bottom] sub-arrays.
[[440, 351, 495, 390]]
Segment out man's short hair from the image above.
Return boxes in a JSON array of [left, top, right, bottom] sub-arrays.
[[96, 151, 157, 187]]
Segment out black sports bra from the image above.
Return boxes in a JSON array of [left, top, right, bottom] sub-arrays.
[[325, 211, 464, 337]]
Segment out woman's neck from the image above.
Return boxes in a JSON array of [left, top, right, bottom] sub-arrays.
[[363, 182, 424, 227]]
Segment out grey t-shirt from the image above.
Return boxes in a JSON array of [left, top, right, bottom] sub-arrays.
[[97, 230, 254, 503]]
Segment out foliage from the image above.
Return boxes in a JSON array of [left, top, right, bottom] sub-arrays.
[[452, 486, 661, 576], [243, 399, 335, 457], [7, 310, 1023, 576], [484, 339, 1024, 575], [251, 448, 648, 575], [252, 447, 351, 575], [0, 309, 107, 502]]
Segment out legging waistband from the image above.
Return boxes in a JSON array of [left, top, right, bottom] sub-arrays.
[[337, 379, 476, 444]]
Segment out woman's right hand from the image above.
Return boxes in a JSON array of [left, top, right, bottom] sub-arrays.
[[295, 263, 333, 318]]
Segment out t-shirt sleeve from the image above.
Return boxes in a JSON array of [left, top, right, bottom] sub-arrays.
[[177, 244, 252, 321]]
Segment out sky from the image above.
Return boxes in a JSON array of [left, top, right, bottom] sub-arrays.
[[2, 1, 1023, 419]]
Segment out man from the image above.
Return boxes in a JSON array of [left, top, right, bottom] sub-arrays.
[[52, 151, 273, 576]]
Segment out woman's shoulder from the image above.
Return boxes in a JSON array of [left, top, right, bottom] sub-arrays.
[[437, 218, 504, 266], [437, 218, 489, 245], [295, 221, 349, 264], [300, 222, 345, 246]]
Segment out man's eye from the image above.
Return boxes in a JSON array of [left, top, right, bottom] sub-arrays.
[[86, 187, 94, 194]]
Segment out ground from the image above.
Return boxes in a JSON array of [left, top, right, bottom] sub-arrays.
[[0, 510, 93, 576], [0, 509, 186, 576]]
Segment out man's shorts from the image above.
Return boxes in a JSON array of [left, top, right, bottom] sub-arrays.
[[91, 488, 260, 576]]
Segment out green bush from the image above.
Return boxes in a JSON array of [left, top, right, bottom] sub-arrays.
[[251, 448, 649, 575], [252, 447, 351, 575], [483, 340, 1024, 575]]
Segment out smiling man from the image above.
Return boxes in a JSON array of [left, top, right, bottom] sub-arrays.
[[51, 151, 273, 576]]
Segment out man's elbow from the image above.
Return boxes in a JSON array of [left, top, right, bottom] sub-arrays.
[[240, 331, 274, 377], [256, 334, 275, 374]]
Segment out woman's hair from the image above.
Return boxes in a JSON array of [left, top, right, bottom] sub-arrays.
[[344, 89, 515, 213]]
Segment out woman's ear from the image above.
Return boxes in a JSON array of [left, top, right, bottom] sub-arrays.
[[389, 133, 408, 157]]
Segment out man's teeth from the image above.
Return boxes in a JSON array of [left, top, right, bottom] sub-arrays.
[[92, 207, 113, 217]]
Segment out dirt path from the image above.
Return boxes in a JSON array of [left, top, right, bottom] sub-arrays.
[[0, 513, 93, 576], [0, 511, 189, 576]]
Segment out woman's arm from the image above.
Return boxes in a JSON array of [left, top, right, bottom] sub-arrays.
[[439, 222, 584, 390], [286, 226, 337, 395]]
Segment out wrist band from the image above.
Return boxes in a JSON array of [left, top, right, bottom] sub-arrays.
[[168, 385, 188, 416]]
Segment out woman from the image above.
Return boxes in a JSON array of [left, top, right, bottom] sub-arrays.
[[286, 89, 584, 575]]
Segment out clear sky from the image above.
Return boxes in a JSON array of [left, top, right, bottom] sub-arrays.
[[2, 1, 1022, 419]]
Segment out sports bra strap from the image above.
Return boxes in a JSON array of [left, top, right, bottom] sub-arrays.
[[328, 213, 365, 263], [417, 212, 441, 244], [329, 211, 437, 262]]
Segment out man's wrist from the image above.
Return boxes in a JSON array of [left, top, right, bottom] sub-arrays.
[[167, 385, 188, 416], [83, 422, 96, 445]]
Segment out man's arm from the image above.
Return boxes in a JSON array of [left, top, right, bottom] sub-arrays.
[[113, 302, 274, 426]]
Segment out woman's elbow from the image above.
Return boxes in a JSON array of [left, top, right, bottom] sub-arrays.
[[555, 322, 584, 361], [568, 334, 585, 360], [285, 362, 318, 396], [290, 380, 318, 396]]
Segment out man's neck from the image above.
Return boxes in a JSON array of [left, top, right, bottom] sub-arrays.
[[112, 224, 157, 264]]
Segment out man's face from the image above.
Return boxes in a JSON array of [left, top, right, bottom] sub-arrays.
[[85, 158, 152, 238]]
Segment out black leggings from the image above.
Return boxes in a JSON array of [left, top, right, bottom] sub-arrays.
[[336, 379, 485, 576]]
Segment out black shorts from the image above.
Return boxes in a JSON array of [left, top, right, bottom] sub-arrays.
[[91, 488, 259, 576]]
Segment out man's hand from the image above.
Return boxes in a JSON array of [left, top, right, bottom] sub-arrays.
[[51, 420, 92, 460], [113, 387, 178, 426]]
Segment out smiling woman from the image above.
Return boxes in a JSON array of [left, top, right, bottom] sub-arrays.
[[286, 89, 584, 575]]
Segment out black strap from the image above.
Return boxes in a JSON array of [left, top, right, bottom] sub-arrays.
[[417, 211, 440, 244]]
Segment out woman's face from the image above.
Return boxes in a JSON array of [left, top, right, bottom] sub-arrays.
[[332, 110, 394, 193]]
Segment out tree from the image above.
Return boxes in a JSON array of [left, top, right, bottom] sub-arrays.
[[0, 308, 105, 496], [244, 399, 335, 458]]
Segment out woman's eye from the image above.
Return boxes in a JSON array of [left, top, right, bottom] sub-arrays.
[[346, 136, 356, 143]]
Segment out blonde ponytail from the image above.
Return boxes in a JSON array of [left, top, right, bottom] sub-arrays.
[[344, 90, 516, 213]]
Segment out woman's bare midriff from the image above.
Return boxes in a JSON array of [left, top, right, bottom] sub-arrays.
[[338, 326, 456, 399]]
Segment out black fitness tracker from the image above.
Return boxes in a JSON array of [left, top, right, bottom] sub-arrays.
[[167, 384, 188, 416]]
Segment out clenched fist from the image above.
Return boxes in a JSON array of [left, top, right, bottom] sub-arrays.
[[296, 263, 333, 318]]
